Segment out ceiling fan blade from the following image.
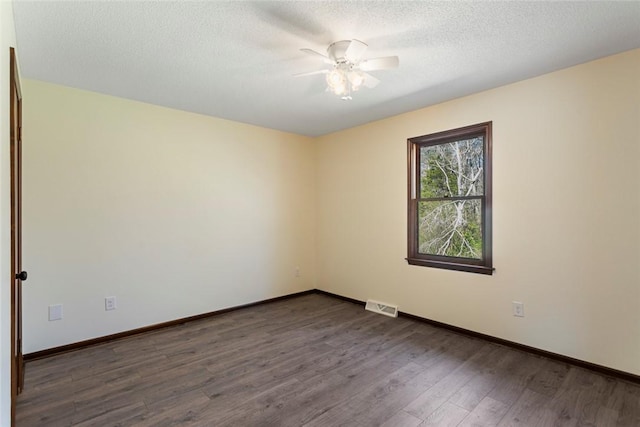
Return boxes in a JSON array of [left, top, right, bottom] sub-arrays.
[[345, 39, 368, 63], [359, 56, 399, 71], [300, 48, 334, 64], [293, 69, 329, 77], [363, 73, 380, 88]]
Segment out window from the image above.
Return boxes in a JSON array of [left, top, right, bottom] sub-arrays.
[[407, 122, 493, 274]]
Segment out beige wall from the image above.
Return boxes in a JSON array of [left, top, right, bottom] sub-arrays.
[[316, 49, 640, 375], [21, 49, 640, 377], [0, 1, 18, 423], [22, 80, 316, 353]]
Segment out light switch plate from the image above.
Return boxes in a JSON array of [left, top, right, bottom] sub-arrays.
[[105, 296, 117, 311], [49, 304, 63, 321]]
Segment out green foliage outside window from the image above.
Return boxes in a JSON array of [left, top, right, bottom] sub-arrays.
[[418, 138, 483, 259]]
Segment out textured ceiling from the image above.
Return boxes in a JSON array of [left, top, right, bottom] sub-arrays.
[[12, 1, 640, 137]]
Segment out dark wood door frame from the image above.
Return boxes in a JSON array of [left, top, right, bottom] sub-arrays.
[[10, 46, 24, 426]]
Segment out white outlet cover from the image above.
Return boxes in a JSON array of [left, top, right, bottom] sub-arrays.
[[105, 296, 117, 311], [512, 301, 524, 317], [49, 304, 63, 321]]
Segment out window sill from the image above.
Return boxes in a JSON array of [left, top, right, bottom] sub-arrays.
[[406, 257, 494, 275]]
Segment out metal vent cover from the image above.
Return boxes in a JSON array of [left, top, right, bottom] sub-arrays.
[[365, 299, 398, 318]]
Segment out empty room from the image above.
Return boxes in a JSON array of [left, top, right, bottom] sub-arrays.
[[1, 1, 640, 426]]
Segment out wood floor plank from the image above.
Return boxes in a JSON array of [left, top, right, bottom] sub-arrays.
[[496, 388, 550, 427], [448, 346, 518, 411], [72, 401, 146, 427], [207, 378, 303, 427], [16, 293, 640, 427], [534, 366, 618, 427], [303, 362, 430, 427], [527, 358, 571, 397], [419, 402, 469, 426], [217, 373, 350, 426], [615, 382, 640, 427], [379, 410, 423, 427], [593, 406, 620, 427], [142, 389, 210, 421], [404, 343, 497, 420], [458, 396, 509, 427], [487, 350, 546, 406], [14, 399, 75, 427]]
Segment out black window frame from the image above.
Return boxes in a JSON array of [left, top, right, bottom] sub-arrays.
[[407, 122, 493, 275]]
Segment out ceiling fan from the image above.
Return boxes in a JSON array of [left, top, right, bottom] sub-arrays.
[[295, 39, 399, 100]]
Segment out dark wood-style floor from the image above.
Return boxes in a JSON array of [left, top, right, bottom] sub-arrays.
[[17, 293, 640, 426]]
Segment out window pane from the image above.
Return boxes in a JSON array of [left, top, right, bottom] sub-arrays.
[[420, 137, 484, 198], [418, 199, 483, 259]]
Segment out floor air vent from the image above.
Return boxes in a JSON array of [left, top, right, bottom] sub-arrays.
[[365, 300, 398, 318]]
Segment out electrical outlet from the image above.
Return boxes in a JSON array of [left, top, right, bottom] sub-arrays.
[[512, 301, 524, 317], [295, 267, 300, 278], [48, 304, 63, 321], [105, 296, 117, 311]]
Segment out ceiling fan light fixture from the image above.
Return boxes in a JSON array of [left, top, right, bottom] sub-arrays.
[[297, 39, 399, 100], [326, 68, 345, 88], [326, 67, 351, 97], [326, 63, 366, 98], [348, 70, 365, 91], [332, 83, 347, 96]]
